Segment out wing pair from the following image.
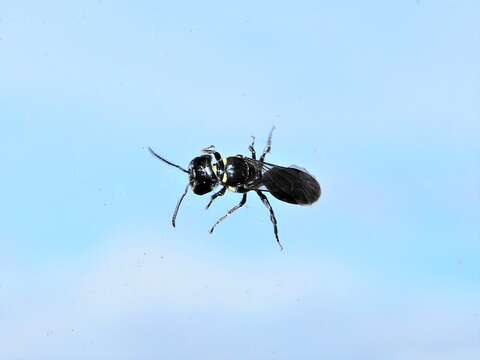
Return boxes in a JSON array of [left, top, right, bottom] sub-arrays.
[[246, 159, 321, 205]]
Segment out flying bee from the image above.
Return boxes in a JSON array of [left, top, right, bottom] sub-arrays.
[[148, 127, 321, 249]]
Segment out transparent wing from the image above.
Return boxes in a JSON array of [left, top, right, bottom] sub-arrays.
[[245, 158, 321, 205]]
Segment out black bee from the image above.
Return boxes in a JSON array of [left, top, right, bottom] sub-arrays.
[[148, 127, 321, 249]]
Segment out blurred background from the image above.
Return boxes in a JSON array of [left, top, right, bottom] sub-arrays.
[[1, 1, 479, 359]]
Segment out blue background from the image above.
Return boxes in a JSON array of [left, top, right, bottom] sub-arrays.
[[1, 1, 479, 359]]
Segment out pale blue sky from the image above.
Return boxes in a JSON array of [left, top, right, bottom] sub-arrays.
[[1, 1, 479, 359]]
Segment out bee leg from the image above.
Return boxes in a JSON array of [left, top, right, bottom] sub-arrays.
[[202, 145, 216, 150], [202, 147, 223, 162], [171, 183, 190, 228], [260, 126, 275, 162], [256, 190, 283, 250], [209, 193, 247, 234], [206, 186, 226, 209], [249, 136, 256, 159]]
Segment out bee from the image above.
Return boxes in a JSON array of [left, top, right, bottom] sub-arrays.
[[148, 127, 320, 249]]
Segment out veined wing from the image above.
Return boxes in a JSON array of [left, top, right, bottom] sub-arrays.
[[245, 158, 321, 205]]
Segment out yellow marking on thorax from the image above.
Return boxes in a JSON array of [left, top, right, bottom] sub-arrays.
[[221, 157, 228, 183], [227, 186, 237, 192]]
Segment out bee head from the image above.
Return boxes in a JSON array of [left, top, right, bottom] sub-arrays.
[[188, 155, 219, 195]]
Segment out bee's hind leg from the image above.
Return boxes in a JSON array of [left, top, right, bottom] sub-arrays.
[[260, 126, 275, 162]]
